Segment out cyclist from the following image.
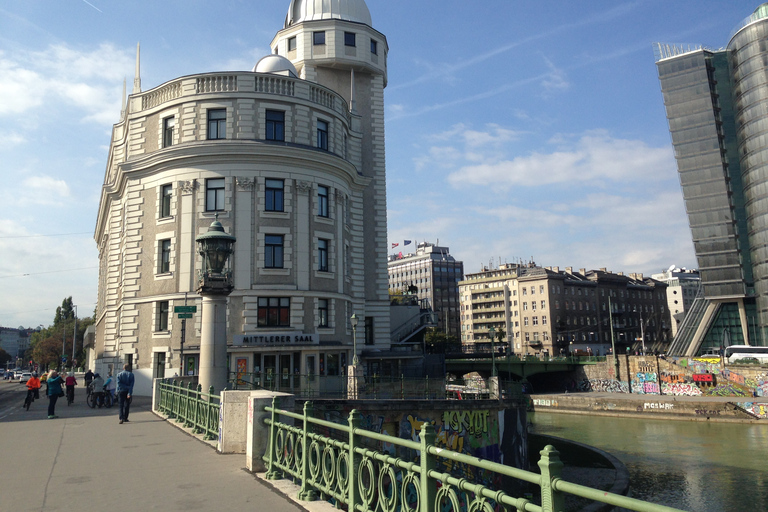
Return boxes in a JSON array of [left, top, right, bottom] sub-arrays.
[[24, 372, 42, 410]]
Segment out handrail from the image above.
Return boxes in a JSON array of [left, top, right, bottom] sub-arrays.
[[157, 379, 220, 440], [264, 398, 687, 512]]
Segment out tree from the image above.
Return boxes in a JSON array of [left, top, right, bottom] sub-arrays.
[[425, 328, 460, 353], [54, 296, 75, 326], [0, 348, 12, 366]]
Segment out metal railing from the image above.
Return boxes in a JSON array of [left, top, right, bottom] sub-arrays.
[[264, 398, 686, 512], [158, 380, 220, 440], [228, 372, 525, 400]]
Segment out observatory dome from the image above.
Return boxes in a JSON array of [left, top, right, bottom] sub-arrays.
[[285, 0, 372, 28]]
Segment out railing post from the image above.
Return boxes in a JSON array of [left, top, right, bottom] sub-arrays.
[[538, 445, 565, 512], [298, 401, 316, 501], [204, 386, 216, 440], [348, 409, 362, 510], [401, 374, 405, 399], [419, 423, 436, 512], [266, 396, 283, 480]]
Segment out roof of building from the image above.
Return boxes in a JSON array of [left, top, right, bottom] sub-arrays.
[[253, 54, 299, 77], [285, 0, 372, 28]]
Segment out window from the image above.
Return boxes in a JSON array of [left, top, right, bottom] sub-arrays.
[[159, 239, 171, 274], [206, 178, 225, 211], [266, 110, 285, 141], [258, 297, 290, 327], [265, 235, 284, 268], [318, 185, 329, 217], [160, 184, 172, 218], [524, 317, 529, 327], [265, 179, 284, 211], [156, 301, 169, 331], [207, 109, 226, 139], [533, 316, 539, 326], [365, 316, 374, 345], [543, 316, 548, 325], [318, 299, 329, 327], [287, 36, 297, 51], [313, 31, 325, 45], [317, 120, 329, 150], [163, 117, 175, 148], [523, 302, 528, 311], [318, 239, 329, 271], [344, 32, 356, 47], [370, 40, 378, 54]]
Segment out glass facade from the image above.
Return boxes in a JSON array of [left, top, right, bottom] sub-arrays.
[[656, 6, 768, 346]]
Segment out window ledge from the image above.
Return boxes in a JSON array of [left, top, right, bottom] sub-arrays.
[[261, 268, 291, 276], [315, 271, 335, 279], [261, 211, 290, 219], [153, 331, 171, 338], [316, 216, 333, 226], [155, 272, 174, 280]]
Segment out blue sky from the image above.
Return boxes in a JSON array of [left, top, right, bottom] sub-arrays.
[[0, 0, 760, 328]]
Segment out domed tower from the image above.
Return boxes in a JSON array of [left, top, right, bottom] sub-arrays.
[[273, 0, 390, 344]]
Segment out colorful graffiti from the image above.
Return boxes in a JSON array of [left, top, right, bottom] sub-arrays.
[[736, 402, 768, 419], [632, 372, 660, 395], [661, 383, 702, 396], [660, 372, 686, 384], [442, 410, 491, 438], [584, 379, 629, 393], [704, 383, 751, 397]]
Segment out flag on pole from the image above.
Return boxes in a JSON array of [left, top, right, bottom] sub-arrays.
[[404, 240, 412, 246], [391, 243, 399, 248]]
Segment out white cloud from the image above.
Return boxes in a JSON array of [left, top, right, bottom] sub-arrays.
[[0, 131, 26, 150], [447, 130, 675, 189], [0, 44, 133, 123], [540, 57, 570, 93]]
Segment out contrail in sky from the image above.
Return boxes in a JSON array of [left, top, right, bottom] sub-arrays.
[[82, 0, 102, 13]]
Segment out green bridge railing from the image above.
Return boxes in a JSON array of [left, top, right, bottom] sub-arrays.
[[264, 397, 686, 512], [158, 379, 220, 440]]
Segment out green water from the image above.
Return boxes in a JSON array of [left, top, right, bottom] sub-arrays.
[[529, 412, 768, 511]]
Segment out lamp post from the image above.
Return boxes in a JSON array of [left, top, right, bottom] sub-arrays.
[[196, 216, 236, 394], [72, 304, 77, 370], [350, 313, 360, 365], [347, 312, 363, 398]]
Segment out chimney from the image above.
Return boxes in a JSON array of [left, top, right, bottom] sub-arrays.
[[600, 268, 607, 272], [579, 268, 586, 275], [565, 267, 573, 274]]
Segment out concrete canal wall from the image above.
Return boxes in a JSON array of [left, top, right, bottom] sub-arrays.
[[529, 392, 767, 422]]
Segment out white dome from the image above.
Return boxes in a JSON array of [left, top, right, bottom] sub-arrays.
[[253, 54, 298, 77], [285, 0, 372, 28]]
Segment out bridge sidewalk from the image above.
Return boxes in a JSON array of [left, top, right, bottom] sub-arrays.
[[0, 393, 306, 512]]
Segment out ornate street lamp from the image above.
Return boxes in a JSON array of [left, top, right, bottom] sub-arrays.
[[195, 216, 236, 393], [350, 313, 360, 365]]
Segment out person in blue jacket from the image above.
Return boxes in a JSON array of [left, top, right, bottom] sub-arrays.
[[116, 364, 135, 424], [46, 370, 64, 419]]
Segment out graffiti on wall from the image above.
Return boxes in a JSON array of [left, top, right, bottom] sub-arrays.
[[442, 410, 491, 438], [660, 372, 687, 384], [661, 383, 702, 396], [737, 402, 768, 419], [704, 383, 751, 397], [583, 379, 629, 393], [632, 372, 660, 395]]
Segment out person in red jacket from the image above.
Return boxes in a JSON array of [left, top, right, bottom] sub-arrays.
[[24, 372, 41, 410], [65, 372, 78, 404]]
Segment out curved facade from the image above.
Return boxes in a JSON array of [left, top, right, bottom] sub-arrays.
[[93, 2, 391, 395], [655, 5, 768, 352]]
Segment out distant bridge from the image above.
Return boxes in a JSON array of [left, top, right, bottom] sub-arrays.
[[445, 352, 602, 380]]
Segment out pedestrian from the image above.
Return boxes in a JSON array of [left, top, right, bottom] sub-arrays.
[[116, 364, 135, 424], [65, 372, 78, 403], [104, 372, 116, 402], [84, 368, 94, 390], [46, 370, 64, 419]]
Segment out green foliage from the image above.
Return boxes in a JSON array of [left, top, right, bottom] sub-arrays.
[[0, 348, 12, 365], [425, 328, 460, 353], [54, 296, 75, 326], [29, 297, 95, 369]]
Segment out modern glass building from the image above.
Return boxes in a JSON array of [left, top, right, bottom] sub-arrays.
[[655, 4, 768, 354]]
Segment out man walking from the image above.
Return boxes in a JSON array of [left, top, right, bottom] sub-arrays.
[[116, 364, 135, 424]]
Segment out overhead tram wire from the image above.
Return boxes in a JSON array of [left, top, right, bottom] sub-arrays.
[[0, 267, 99, 279]]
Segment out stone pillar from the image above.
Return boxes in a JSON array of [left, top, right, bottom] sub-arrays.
[[198, 295, 229, 393], [347, 364, 364, 399], [246, 391, 294, 473]]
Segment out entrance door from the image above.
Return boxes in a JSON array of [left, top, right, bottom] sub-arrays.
[[280, 354, 292, 391], [263, 354, 277, 390]]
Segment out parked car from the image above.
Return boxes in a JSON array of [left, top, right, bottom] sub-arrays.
[[4, 371, 15, 380], [19, 372, 32, 383]]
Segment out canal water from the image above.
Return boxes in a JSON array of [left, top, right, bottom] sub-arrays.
[[529, 412, 768, 511]]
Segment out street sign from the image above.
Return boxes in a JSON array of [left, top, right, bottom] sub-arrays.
[[174, 306, 197, 313], [177, 313, 193, 319]]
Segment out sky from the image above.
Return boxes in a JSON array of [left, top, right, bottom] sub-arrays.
[[0, 0, 761, 328]]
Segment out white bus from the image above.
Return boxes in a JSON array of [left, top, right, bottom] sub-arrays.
[[724, 345, 768, 364]]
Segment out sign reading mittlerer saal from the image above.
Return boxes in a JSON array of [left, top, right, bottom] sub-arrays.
[[233, 332, 319, 346]]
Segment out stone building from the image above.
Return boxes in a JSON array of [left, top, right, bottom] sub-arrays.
[[387, 243, 464, 338], [459, 263, 671, 356], [93, 0, 393, 395]]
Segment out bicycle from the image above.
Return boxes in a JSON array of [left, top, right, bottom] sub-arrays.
[[87, 389, 113, 408], [24, 388, 38, 411], [66, 386, 75, 406]]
